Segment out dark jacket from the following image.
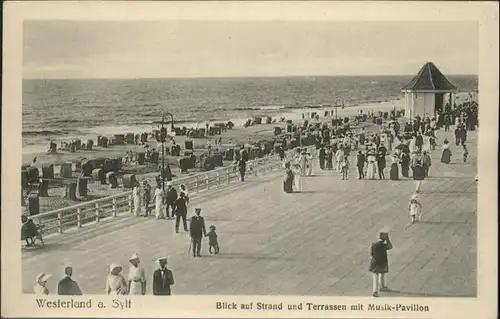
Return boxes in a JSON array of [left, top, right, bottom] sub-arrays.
[[174, 197, 187, 216], [57, 276, 82, 295], [369, 240, 392, 274], [166, 187, 178, 203], [189, 215, 206, 238], [356, 153, 366, 167], [152, 268, 174, 295]]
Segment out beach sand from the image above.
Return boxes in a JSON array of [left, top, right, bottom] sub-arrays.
[[23, 100, 403, 214]]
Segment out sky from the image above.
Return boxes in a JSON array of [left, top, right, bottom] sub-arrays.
[[23, 21, 478, 79]]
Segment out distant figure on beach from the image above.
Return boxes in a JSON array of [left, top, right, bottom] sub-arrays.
[[325, 146, 333, 170], [376, 147, 386, 180], [440, 139, 452, 164], [400, 149, 411, 178], [335, 146, 344, 172], [283, 162, 294, 193], [369, 232, 392, 297]]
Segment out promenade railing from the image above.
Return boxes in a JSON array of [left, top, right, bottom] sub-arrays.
[[28, 146, 315, 237]]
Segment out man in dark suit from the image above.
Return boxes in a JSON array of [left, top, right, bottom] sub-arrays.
[[57, 265, 82, 295], [174, 192, 188, 233], [189, 208, 207, 257], [152, 257, 174, 296], [165, 182, 178, 219], [356, 150, 366, 180]]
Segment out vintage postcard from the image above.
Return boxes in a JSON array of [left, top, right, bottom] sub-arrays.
[[2, 1, 498, 318]]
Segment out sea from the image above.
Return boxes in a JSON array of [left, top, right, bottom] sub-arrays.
[[23, 75, 478, 154]]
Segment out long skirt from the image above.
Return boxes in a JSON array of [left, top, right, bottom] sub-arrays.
[[389, 163, 399, 180], [412, 166, 425, 180], [441, 149, 451, 164], [133, 195, 141, 216], [401, 164, 409, 177], [155, 199, 163, 219], [294, 175, 302, 192], [366, 162, 377, 180], [283, 179, 293, 193]]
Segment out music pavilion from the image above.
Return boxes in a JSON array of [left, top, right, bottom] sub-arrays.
[[401, 62, 459, 120]]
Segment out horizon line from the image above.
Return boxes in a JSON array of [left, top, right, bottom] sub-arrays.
[[23, 73, 478, 81]]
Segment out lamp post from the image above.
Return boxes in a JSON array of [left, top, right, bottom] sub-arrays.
[[160, 111, 175, 192], [334, 97, 344, 134]]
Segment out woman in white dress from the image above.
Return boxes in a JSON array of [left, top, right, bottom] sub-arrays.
[[366, 151, 377, 180], [335, 147, 344, 172], [132, 182, 141, 217], [33, 273, 51, 295], [127, 253, 146, 295], [153, 184, 164, 219], [106, 264, 128, 295], [306, 152, 313, 176], [292, 164, 302, 192]]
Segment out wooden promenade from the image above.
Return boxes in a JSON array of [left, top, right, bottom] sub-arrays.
[[22, 130, 477, 297]]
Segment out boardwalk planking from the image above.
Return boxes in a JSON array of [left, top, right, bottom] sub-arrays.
[[22, 130, 477, 297]]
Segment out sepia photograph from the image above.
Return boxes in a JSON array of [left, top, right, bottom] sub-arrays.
[[2, 1, 498, 318]]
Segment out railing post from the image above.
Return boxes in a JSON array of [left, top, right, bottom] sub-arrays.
[[112, 197, 117, 217], [128, 194, 133, 214], [95, 203, 100, 222], [76, 208, 82, 228], [195, 176, 199, 193], [205, 174, 210, 190], [227, 167, 231, 184], [57, 212, 63, 233], [216, 171, 220, 186]]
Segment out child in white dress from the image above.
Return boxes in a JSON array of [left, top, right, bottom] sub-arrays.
[[408, 194, 422, 223]]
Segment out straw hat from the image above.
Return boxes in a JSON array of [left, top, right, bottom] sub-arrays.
[[36, 273, 52, 284], [129, 253, 140, 262], [157, 257, 168, 263], [410, 194, 419, 200], [109, 263, 122, 274]]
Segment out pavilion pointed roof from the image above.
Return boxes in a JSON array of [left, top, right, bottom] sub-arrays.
[[402, 62, 458, 92]]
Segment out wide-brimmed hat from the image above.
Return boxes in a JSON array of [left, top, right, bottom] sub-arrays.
[[166, 181, 173, 187], [109, 263, 122, 274], [36, 273, 52, 284], [129, 253, 140, 262], [410, 194, 419, 200]]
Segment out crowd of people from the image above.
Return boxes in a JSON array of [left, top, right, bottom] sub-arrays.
[[29, 101, 476, 297], [279, 105, 476, 297]]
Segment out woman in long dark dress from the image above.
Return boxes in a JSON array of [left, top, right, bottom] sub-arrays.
[[440, 139, 452, 164], [283, 162, 294, 193], [411, 151, 426, 193], [369, 232, 393, 297], [389, 154, 399, 180], [400, 151, 410, 178]]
